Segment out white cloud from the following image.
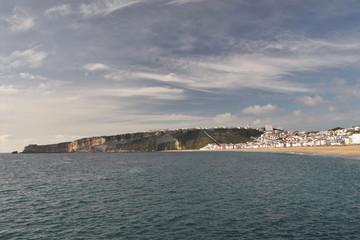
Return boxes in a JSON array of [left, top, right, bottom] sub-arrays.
[[5, 8, 34, 32], [0, 85, 19, 95], [213, 113, 237, 124], [45, 4, 72, 16], [166, 0, 209, 5], [80, 0, 142, 17], [0, 135, 11, 141], [242, 104, 280, 115], [19, 72, 47, 80], [252, 119, 262, 126], [297, 95, 337, 112], [0, 49, 47, 70], [94, 87, 185, 99], [82, 63, 110, 71], [104, 73, 123, 80], [297, 95, 328, 106], [132, 72, 195, 87], [135, 72, 182, 83]]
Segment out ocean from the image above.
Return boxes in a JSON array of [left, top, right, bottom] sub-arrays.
[[0, 152, 359, 239]]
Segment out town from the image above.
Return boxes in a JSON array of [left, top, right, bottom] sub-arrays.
[[200, 125, 360, 150]]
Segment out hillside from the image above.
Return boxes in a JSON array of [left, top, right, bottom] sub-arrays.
[[22, 128, 263, 153]]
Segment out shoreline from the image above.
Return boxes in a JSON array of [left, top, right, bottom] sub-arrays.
[[166, 145, 360, 159]]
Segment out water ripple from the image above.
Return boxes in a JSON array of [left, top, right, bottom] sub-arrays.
[[0, 152, 359, 239]]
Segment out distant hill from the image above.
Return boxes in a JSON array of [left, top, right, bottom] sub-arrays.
[[22, 128, 263, 153]]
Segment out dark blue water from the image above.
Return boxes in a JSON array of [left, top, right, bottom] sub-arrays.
[[0, 152, 359, 239]]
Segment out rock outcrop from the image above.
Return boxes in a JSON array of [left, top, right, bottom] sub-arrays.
[[22, 128, 263, 153]]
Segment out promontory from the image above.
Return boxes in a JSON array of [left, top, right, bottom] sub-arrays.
[[22, 128, 263, 153]]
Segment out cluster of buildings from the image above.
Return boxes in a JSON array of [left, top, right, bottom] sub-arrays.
[[200, 125, 360, 150]]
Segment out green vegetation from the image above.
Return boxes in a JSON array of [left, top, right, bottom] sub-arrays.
[[176, 128, 263, 149]]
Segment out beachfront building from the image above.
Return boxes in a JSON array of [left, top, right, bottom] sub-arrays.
[[350, 133, 360, 144]]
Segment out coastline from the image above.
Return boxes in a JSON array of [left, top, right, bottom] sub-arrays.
[[166, 145, 360, 159]]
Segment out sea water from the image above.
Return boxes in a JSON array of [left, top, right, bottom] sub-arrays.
[[0, 152, 359, 239]]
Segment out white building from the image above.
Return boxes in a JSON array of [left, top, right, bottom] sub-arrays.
[[350, 133, 360, 144], [265, 125, 273, 132]]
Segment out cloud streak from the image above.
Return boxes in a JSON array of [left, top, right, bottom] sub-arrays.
[[79, 0, 142, 17], [166, 0, 209, 5], [45, 4, 72, 16], [93, 87, 185, 99], [82, 63, 110, 71]]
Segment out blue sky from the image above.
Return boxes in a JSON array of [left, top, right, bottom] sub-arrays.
[[1, 0, 360, 152]]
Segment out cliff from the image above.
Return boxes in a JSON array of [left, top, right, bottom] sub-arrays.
[[22, 128, 263, 153]]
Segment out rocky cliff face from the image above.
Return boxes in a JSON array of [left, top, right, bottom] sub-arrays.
[[23, 137, 107, 153], [22, 128, 263, 153]]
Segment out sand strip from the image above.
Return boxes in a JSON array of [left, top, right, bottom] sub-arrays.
[[166, 145, 360, 159]]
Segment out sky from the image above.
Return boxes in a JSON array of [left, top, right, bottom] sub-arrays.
[[1, 0, 360, 152]]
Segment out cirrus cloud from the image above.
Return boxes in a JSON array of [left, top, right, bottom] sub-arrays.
[[93, 87, 185, 100], [5, 7, 34, 32], [45, 4, 72, 16], [79, 0, 142, 17]]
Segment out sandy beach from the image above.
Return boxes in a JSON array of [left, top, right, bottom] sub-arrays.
[[167, 145, 360, 158], [236, 145, 360, 157]]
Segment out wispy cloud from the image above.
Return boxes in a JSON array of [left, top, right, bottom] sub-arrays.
[[242, 104, 281, 115], [79, 0, 142, 17], [19, 72, 47, 80], [133, 56, 310, 93], [134, 72, 188, 84], [166, 0, 209, 5], [0, 85, 19, 95], [82, 63, 110, 71], [45, 4, 72, 17], [5, 7, 34, 32], [129, 34, 360, 94], [93, 87, 185, 99], [0, 49, 47, 70]]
